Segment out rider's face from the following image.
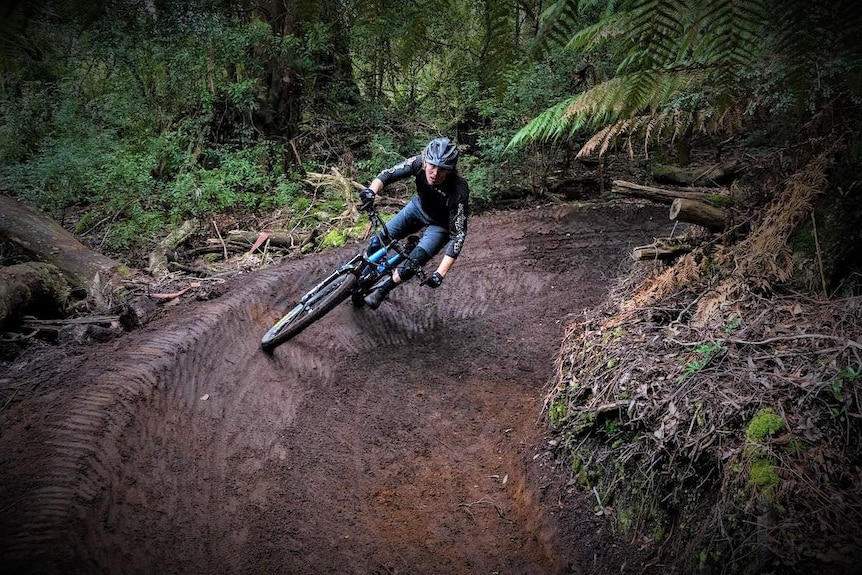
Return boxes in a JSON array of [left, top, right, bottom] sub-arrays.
[[424, 162, 451, 186]]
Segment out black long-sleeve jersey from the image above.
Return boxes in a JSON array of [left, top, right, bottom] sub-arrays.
[[375, 155, 469, 258]]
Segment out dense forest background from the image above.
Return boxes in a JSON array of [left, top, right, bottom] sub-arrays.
[[3, 0, 857, 262], [2, 1, 861, 574]]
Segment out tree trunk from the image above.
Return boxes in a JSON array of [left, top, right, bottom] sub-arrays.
[[226, 230, 311, 250], [0, 195, 121, 303], [254, 0, 357, 138], [669, 198, 727, 232]]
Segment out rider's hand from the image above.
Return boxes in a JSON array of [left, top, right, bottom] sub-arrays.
[[359, 188, 375, 212], [423, 271, 444, 288]]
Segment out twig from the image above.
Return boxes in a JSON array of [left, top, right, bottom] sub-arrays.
[[20, 315, 119, 326], [151, 283, 200, 300], [289, 138, 302, 165], [727, 334, 862, 351], [811, 212, 827, 297], [592, 486, 604, 512], [457, 497, 506, 520], [212, 219, 228, 260], [434, 436, 453, 451]]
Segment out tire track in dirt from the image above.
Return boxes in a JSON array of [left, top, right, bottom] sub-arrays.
[[0, 202, 676, 575]]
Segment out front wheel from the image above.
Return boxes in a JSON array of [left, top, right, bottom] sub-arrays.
[[261, 271, 358, 351]]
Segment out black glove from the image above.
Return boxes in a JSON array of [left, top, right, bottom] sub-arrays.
[[359, 188, 375, 212], [423, 271, 444, 288]]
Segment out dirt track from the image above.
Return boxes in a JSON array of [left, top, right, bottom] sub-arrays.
[[0, 202, 676, 575]]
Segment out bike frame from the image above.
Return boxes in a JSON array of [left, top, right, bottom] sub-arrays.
[[261, 205, 426, 351], [350, 208, 424, 292]]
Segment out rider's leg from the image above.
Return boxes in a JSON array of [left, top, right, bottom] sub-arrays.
[[365, 223, 448, 309], [365, 245, 434, 309], [363, 200, 425, 309], [367, 197, 424, 251], [363, 275, 397, 309]]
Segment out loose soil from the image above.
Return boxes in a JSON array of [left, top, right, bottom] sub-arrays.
[[0, 202, 677, 575]]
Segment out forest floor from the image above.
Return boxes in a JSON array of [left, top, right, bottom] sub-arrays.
[[0, 200, 681, 575]]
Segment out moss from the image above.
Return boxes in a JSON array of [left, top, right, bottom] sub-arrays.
[[617, 504, 634, 533], [115, 264, 134, 278], [602, 326, 624, 342], [748, 457, 779, 489], [319, 222, 366, 250], [745, 408, 784, 442], [705, 193, 734, 208], [790, 221, 816, 255]]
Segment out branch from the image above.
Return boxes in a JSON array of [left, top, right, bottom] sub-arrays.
[[727, 334, 862, 351]]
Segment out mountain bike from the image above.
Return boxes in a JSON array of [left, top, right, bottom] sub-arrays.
[[260, 206, 425, 351]]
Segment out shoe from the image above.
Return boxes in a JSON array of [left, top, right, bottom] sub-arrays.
[[351, 291, 366, 308], [364, 277, 396, 309]]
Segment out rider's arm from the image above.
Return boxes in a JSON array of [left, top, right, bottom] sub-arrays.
[[368, 178, 384, 194], [443, 181, 469, 263], [373, 156, 423, 188], [436, 254, 456, 277]]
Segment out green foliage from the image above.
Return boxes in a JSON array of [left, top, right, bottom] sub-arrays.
[[3, 0, 855, 266], [354, 133, 403, 182], [459, 155, 501, 211], [549, 398, 568, 425], [509, 0, 862, 158], [0, 3, 326, 251], [678, 341, 726, 383], [319, 222, 367, 250]]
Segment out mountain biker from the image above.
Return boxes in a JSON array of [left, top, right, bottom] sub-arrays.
[[358, 137, 469, 309]]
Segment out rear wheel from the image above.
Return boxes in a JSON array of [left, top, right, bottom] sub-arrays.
[[261, 271, 358, 351]]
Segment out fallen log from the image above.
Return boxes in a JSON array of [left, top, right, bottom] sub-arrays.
[[669, 198, 727, 232], [148, 218, 200, 278], [632, 242, 693, 261], [652, 159, 741, 186], [0, 195, 121, 303], [0, 262, 73, 328], [227, 230, 310, 250], [612, 180, 730, 206]]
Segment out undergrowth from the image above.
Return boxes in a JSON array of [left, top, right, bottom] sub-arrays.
[[545, 134, 862, 574]]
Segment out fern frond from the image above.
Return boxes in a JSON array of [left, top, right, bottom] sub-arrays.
[[531, 0, 583, 56], [480, 0, 517, 91], [508, 97, 581, 149], [512, 0, 783, 157], [579, 120, 624, 158], [696, 0, 767, 69], [566, 10, 632, 52], [574, 102, 749, 159]]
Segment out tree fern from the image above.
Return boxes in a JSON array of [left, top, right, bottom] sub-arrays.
[[511, 0, 775, 156]]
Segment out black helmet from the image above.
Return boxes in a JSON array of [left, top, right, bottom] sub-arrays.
[[424, 137, 459, 170]]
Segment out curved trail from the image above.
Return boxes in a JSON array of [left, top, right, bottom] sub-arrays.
[[0, 203, 674, 574]]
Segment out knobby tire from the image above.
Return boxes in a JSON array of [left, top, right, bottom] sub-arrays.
[[261, 271, 358, 351]]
